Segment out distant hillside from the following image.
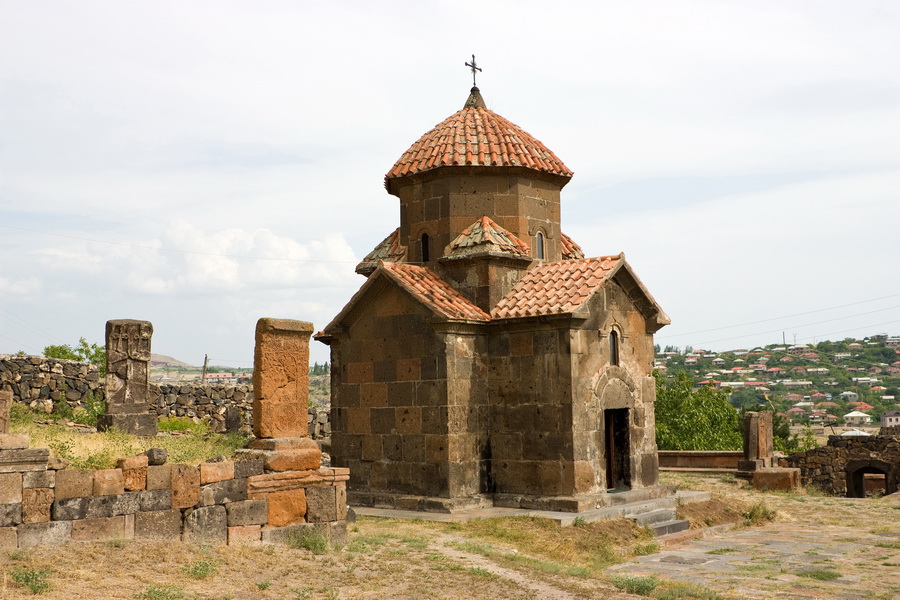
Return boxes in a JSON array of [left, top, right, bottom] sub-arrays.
[[150, 354, 196, 369]]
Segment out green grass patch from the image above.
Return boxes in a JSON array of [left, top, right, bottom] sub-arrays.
[[181, 558, 217, 579], [449, 540, 494, 556], [286, 528, 329, 555], [797, 568, 840, 581], [467, 567, 496, 578], [875, 542, 900, 549], [632, 541, 661, 556], [157, 416, 211, 434], [135, 585, 189, 600], [653, 581, 724, 599], [742, 502, 776, 526], [705, 547, 739, 555], [9, 566, 51, 595], [611, 574, 659, 595]]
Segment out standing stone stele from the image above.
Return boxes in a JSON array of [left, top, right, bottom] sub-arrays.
[[97, 320, 158, 436], [737, 410, 774, 478], [0, 390, 12, 434]]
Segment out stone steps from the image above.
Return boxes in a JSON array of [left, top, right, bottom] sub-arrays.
[[631, 508, 677, 526], [646, 518, 691, 537]]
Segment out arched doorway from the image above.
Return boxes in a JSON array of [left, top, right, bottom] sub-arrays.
[[595, 367, 636, 492], [845, 459, 897, 498]]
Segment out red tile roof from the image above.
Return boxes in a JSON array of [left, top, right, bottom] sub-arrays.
[[385, 106, 572, 192], [560, 232, 584, 259], [356, 228, 407, 274], [491, 255, 622, 319], [380, 262, 490, 322], [447, 216, 530, 258]]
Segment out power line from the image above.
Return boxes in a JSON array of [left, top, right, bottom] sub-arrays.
[[664, 293, 900, 338], [0, 307, 67, 345], [0, 224, 360, 265]]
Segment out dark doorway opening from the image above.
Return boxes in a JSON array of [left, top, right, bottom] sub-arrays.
[[846, 459, 896, 498], [604, 408, 631, 491]]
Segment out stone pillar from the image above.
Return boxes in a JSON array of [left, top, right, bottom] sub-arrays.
[[737, 410, 774, 478], [0, 389, 11, 434], [97, 320, 158, 436]]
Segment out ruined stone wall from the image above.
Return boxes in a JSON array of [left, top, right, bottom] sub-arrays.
[[0, 449, 348, 550], [1, 357, 331, 438], [0, 355, 104, 412], [785, 435, 900, 496]]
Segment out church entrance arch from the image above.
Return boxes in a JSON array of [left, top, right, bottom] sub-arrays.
[[595, 367, 636, 492], [845, 459, 896, 498]]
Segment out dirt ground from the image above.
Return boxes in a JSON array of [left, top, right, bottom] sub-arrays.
[[1, 472, 898, 600]]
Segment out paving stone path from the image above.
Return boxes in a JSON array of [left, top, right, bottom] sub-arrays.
[[609, 523, 900, 599]]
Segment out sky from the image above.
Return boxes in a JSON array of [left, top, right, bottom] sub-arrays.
[[1, 0, 899, 368]]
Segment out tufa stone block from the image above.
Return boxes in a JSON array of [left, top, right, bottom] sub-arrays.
[[171, 464, 200, 509], [22, 488, 52, 523], [752, 467, 801, 491], [0, 433, 31, 450], [0, 472, 23, 504], [200, 478, 247, 506], [267, 489, 307, 527], [0, 390, 11, 434], [226, 499, 268, 527], [17, 521, 72, 548], [144, 448, 168, 466], [248, 437, 320, 451], [227, 525, 261, 545], [52, 493, 140, 521], [23, 470, 54, 489], [93, 469, 125, 496], [233, 458, 264, 479], [97, 413, 158, 437], [134, 509, 182, 540], [0, 448, 50, 473], [264, 448, 322, 472], [54, 469, 93, 499], [146, 464, 172, 490], [138, 489, 172, 511], [71, 516, 129, 542], [183, 505, 227, 545], [0, 502, 22, 527], [47, 457, 69, 470], [200, 460, 234, 484], [305, 486, 337, 523]]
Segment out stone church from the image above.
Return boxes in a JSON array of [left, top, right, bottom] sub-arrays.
[[316, 83, 670, 512]]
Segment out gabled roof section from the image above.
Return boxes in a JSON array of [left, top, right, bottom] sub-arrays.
[[355, 229, 407, 275], [446, 216, 530, 259], [491, 254, 670, 331], [385, 103, 572, 194], [560, 233, 584, 259], [322, 261, 489, 335]]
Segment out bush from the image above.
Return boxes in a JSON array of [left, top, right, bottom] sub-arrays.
[[9, 566, 51, 594], [743, 502, 777, 526]]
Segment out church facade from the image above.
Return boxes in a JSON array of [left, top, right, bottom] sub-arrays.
[[316, 86, 670, 512]]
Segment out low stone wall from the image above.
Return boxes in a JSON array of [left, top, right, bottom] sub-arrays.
[[0, 355, 104, 413], [784, 435, 900, 496], [1, 357, 332, 438], [658, 451, 742, 470], [0, 442, 349, 550]]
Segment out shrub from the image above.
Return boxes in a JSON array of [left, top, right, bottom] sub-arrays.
[[9, 566, 51, 594], [743, 502, 776, 526]]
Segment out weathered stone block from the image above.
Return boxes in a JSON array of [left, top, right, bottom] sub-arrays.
[[335, 483, 347, 520], [93, 468, 125, 496], [146, 464, 172, 490], [752, 467, 801, 491], [264, 448, 322, 472], [134, 509, 182, 540], [200, 478, 247, 506], [233, 458, 264, 479], [55, 469, 93, 499], [0, 526, 17, 551], [183, 505, 227, 545], [249, 437, 319, 451], [0, 433, 30, 450], [227, 525, 261, 545], [138, 489, 172, 511], [0, 472, 22, 504], [267, 489, 307, 527], [71, 516, 129, 542], [47, 457, 69, 470], [0, 502, 22, 526], [52, 492, 140, 520], [305, 486, 337, 523], [261, 520, 347, 546], [18, 520, 72, 548], [226, 499, 268, 526], [23, 470, 54, 489], [253, 402, 308, 439], [200, 460, 234, 484], [171, 464, 200, 509], [144, 448, 168, 466], [22, 488, 52, 523], [0, 390, 11, 434], [0, 448, 49, 473]]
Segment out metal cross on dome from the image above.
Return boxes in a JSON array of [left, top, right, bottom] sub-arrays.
[[465, 54, 482, 87]]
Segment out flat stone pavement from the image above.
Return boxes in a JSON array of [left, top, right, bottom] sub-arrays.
[[608, 523, 900, 599]]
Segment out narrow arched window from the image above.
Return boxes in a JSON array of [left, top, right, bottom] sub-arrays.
[[609, 330, 619, 366], [421, 233, 430, 262], [535, 232, 545, 259]]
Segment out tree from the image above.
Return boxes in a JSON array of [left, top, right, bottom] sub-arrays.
[[43, 338, 106, 376], [728, 387, 768, 409], [655, 372, 742, 451]]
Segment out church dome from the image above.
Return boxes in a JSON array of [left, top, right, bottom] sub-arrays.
[[385, 88, 573, 194]]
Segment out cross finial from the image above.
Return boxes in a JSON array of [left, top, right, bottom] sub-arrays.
[[465, 54, 482, 87]]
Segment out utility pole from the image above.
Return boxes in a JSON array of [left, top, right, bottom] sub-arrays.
[[201, 354, 208, 384]]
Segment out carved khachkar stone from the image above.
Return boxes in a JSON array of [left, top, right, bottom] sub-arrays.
[[737, 410, 774, 477], [0, 389, 12, 434], [251, 318, 315, 439], [97, 320, 157, 436], [0, 389, 30, 450]]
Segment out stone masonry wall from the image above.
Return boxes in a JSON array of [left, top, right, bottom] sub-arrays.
[[784, 435, 900, 496], [1, 356, 331, 438]]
